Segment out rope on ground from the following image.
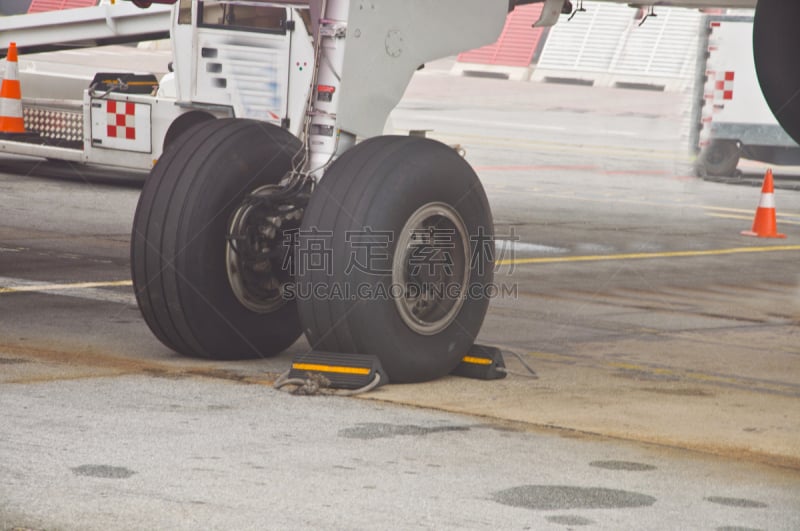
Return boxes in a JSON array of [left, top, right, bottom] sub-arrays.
[[334, 373, 382, 396], [499, 350, 539, 379], [273, 371, 382, 396]]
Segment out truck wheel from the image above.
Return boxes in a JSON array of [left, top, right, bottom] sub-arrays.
[[296, 136, 494, 383], [697, 140, 740, 177], [131, 119, 303, 359]]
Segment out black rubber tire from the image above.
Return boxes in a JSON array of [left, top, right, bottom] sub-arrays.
[[162, 111, 214, 153], [697, 140, 740, 177], [131, 118, 303, 359], [296, 136, 494, 383], [754, 0, 800, 145]]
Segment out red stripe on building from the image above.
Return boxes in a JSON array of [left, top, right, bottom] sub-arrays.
[[27, 0, 97, 13], [457, 4, 546, 67]]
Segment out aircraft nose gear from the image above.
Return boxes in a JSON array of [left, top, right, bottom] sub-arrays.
[[226, 181, 311, 314]]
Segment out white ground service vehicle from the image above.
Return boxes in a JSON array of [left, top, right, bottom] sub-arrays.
[[694, 13, 800, 177], [0, 1, 314, 170]]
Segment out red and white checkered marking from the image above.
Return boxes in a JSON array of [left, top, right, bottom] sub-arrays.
[[713, 71, 735, 101], [106, 100, 136, 140]]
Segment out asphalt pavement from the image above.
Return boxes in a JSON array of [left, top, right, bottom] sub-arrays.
[[1, 52, 799, 529], [2, 375, 799, 530]]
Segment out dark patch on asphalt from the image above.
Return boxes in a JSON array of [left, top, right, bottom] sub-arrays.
[[474, 422, 519, 433], [705, 496, 768, 508], [141, 368, 190, 380], [338, 423, 471, 440], [492, 485, 656, 510], [716, 527, 765, 531], [0, 357, 29, 364], [589, 460, 657, 471], [640, 387, 714, 397], [71, 464, 136, 479], [546, 515, 595, 526], [545, 106, 592, 114], [616, 111, 663, 119], [614, 369, 680, 382]]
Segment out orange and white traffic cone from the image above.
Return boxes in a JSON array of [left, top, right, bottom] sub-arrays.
[[0, 42, 29, 136], [741, 169, 786, 239]]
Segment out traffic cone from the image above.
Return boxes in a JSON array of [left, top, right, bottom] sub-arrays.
[[741, 169, 786, 239], [0, 42, 30, 136]]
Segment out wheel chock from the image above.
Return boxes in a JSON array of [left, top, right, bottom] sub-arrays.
[[288, 352, 388, 391], [451, 344, 507, 380]]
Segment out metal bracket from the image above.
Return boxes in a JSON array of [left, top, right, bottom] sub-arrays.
[[320, 23, 347, 39], [533, 0, 568, 28]]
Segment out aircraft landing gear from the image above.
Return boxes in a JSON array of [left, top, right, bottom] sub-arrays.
[[130, 0, 504, 382]]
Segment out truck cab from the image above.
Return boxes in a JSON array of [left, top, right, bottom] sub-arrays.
[[167, 0, 313, 134]]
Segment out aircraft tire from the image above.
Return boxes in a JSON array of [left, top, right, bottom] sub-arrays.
[[131, 119, 303, 359], [296, 135, 494, 383]]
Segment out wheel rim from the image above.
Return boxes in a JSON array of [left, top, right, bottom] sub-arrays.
[[226, 185, 295, 314], [392, 202, 470, 336]]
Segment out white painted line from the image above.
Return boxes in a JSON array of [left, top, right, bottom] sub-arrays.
[[395, 113, 639, 137], [582, 129, 638, 137], [398, 114, 567, 132], [0, 277, 135, 306], [496, 240, 569, 255]]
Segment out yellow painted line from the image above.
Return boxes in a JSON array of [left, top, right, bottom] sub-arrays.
[[432, 132, 691, 162], [707, 213, 756, 221], [0, 280, 133, 295], [526, 351, 573, 362], [705, 205, 800, 218], [708, 213, 800, 225], [610, 362, 675, 376], [704, 205, 756, 214], [462, 356, 493, 366], [608, 361, 781, 389], [99, 80, 155, 86], [496, 245, 800, 266], [502, 192, 800, 220], [292, 363, 371, 376], [525, 353, 798, 394]]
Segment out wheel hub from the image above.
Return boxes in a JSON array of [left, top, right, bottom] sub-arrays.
[[226, 184, 307, 314], [392, 202, 470, 336]]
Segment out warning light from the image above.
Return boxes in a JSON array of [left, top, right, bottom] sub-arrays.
[[317, 85, 336, 102]]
